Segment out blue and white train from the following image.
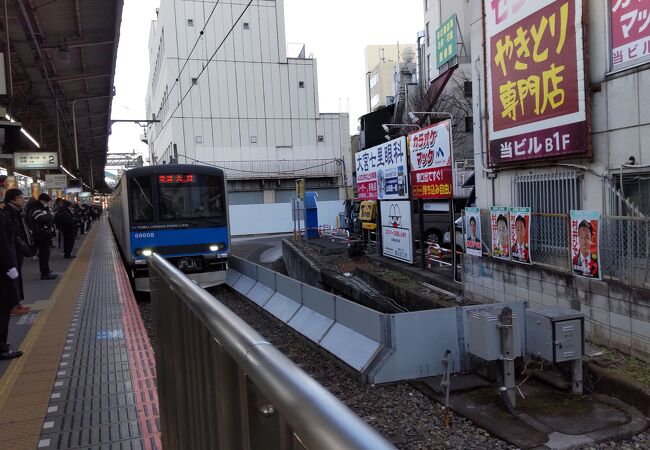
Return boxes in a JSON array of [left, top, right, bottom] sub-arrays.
[[108, 164, 229, 291]]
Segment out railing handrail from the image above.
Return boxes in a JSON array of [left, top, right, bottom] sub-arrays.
[[149, 253, 395, 450]]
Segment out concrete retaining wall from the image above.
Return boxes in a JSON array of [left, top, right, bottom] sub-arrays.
[[462, 255, 650, 361]]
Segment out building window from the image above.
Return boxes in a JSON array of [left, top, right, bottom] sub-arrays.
[[187, 19, 194, 26], [613, 172, 650, 216], [369, 72, 379, 89], [426, 22, 430, 47], [243, 22, 250, 30], [370, 94, 380, 109], [513, 171, 582, 213], [298, 81, 305, 88], [513, 171, 582, 267]]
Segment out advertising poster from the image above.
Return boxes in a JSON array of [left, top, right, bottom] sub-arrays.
[[464, 207, 482, 257], [355, 137, 408, 200], [610, 0, 650, 68], [570, 210, 601, 279], [380, 200, 413, 264], [510, 207, 531, 264], [490, 206, 511, 260], [436, 14, 458, 68], [408, 120, 454, 199], [484, 0, 588, 166]]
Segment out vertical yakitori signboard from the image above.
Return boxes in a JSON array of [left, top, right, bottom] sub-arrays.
[[484, 0, 589, 166], [355, 137, 408, 200], [610, 0, 650, 68], [408, 120, 453, 199], [570, 210, 601, 279]]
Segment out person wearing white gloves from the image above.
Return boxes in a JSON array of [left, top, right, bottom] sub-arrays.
[[0, 194, 23, 359]]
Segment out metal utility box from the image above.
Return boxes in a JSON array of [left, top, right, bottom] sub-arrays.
[[525, 306, 584, 362], [467, 307, 522, 361]]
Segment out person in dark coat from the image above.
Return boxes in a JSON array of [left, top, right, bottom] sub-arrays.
[[55, 200, 77, 258], [0, 189, 33, 314], [0, 198, 24, 359], [27, 193, 57, 280]]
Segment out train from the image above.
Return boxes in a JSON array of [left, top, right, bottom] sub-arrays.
[[108, 164, 230, 291]]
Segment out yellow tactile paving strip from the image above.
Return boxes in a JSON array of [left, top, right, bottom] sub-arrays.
[[0, 225, 97, 450]]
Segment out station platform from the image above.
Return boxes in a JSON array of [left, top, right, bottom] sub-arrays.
[[0, 219, 161, 450]]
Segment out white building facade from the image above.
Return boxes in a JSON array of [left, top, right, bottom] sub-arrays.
[[146, 0, 351, 235], [463, 1, 650, 360]]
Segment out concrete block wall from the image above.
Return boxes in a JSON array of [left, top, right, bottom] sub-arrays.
[[462, 256, 650, 361]]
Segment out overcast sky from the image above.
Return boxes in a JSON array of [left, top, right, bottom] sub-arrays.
[[108, 0, 422, 160]]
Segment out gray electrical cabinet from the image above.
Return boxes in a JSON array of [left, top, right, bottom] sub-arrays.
[[467, 307, 522, 361], [525, 306, 584, 362]]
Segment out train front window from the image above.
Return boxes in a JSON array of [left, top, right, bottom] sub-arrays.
[[129, 176, 154, 222], [158, 173, 225, 220]]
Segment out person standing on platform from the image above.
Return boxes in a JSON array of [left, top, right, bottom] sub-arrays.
[[0, 194, 24, 360], [28, 193, 58, 280], [55, 200, 77, 259], [1, 189, 33, 315]]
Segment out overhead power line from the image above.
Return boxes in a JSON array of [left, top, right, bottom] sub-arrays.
[[152, 0, 255, 146]]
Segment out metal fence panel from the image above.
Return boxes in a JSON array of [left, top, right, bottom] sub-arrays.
[[601, 216, 650, 289], [320, 323, 383, 372], [288, 307, 335, 343]]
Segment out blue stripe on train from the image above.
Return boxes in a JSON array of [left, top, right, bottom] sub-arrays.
[[129, 227, 229, 258]]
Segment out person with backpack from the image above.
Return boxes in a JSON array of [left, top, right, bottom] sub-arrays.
[[0, 188, 33, 314], [28, 193, 57, 280], [0, 196, 23, 359], [55, 200, 77, 258]]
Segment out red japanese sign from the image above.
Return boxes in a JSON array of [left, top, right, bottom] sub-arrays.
[[407, 121, 454, 199], [610, 0, 650, 67], [484, 0, 588, 166]]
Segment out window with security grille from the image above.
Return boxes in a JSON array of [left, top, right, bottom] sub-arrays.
[[512, 171, 582, 213], [512, 171, 582, 269]]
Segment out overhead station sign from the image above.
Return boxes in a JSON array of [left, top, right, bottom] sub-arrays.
[[408, 120, 453, 199], [45, 174, 67, 189], [355, 137, 408, 201], [484, 0, 589, 166], [14, 151, 58, 169]]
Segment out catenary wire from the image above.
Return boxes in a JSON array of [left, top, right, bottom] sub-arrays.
[[151, 0, 255, 146]]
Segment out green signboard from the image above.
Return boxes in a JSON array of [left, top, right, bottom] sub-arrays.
[[435, 14, 457, 68]]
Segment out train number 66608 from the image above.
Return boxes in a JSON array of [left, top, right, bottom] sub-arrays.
[[134, 232, 156, 239]]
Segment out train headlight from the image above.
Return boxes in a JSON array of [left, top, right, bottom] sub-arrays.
[[209, 243, 225, 252], [142, 249, 153, 257]]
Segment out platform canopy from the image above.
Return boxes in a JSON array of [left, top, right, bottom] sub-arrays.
[[4, 0, 123, 190]]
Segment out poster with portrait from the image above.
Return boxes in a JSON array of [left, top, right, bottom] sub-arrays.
[[510, 207, 531, 264], [464, 207, 482, 257], [570, 210, 601, 280], [490, 206, 510, 260]]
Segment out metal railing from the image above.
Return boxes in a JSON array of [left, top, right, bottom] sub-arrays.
[[149, 253, 395, 450], [601, 215, 650, 289]]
